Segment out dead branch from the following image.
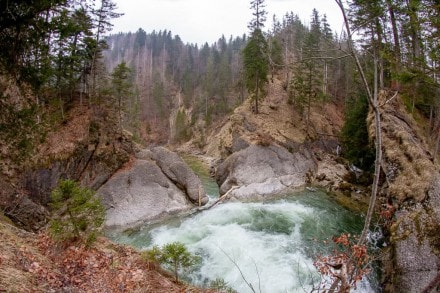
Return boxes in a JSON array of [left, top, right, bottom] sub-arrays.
[[220, 247, 256, 293], [201, 186, 239, 211], [334, 0, 382, 246], [379, 91, 399, 107], [252, 259, 262, 293]]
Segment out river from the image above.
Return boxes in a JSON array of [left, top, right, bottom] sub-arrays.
[[107, 155, 377, 292]]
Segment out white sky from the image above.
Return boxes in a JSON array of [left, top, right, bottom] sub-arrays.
[[111, 0, 344, 45]]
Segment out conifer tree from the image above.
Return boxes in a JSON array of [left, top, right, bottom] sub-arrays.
[[145, 242, 199, 283], [111, 62, 132, 131], [90, 0, 122, 97], [49, 179, 105, 244], [243, 0, 269, 114]]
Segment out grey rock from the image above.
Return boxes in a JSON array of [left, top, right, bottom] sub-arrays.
[[215, 144, 316, 200], [150, 147, 208, 205], [98, 159, 193, 228], [135, 149, 154, 160], [231, 132, 250, 153], [392, 175, 440, 292], [394, 209, 440, 292], [4, 195, 49, 231], [99, 147, 209, 228]]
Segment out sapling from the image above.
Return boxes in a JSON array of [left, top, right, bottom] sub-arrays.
[[144, 241, 199, 283], [49, 179, 105, 245]]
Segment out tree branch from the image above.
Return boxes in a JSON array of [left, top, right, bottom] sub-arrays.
[[334, 0, 382, 246], [219, 247, 256, 293]]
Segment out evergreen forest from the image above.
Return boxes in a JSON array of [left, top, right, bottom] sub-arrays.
[[1, 0, 440, 292]]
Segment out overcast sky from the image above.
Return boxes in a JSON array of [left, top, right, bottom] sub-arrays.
[[111, 0, 344, 45]]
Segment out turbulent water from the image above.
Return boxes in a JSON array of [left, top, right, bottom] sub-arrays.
[[107, 156, 376, 292]]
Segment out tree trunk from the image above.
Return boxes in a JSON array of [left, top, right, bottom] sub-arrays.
[[255, 76, 259, 114], [174, 262, 179, 282], [406, 0, 424, 67], [334, 0, 382, 246], [323, 61, 328, 95], [387, 0, 401, 66], [374, 18, 384, 89], [360, 59, 382, 244]]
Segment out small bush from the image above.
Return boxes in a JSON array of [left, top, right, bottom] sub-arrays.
[[255, 132, 272, 147], [144, 241, 199, 282], [49, 179, 105, 245]]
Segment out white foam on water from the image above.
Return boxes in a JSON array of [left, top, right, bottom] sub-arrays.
[[145, 201, 322, 292]]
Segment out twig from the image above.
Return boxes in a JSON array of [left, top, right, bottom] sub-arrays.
[[252, 259, 262, 293], [315, 132, 340, 138], [379, 91, 398, 107], [219, 247, 256, 293]]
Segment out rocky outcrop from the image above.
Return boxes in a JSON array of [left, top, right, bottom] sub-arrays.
[[98, 148, 208, 228], [369, 92, 440, 291], [150, 147, 209, 205], [215, 144, 316, 200], [1, 105, 134, 231], [387, 176, 440, 292]]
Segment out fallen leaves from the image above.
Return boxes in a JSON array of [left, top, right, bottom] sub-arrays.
[[313, 233, 371, 292], [1, 225, 211, 292]]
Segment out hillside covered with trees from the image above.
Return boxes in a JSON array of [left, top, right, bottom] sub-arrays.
[[0, 0, 439, 291]]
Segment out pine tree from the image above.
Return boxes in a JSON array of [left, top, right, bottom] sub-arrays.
[[243, 0, 269, 114], [90, 0, 122, 97], [144, 242, 199, 283], [290, 9, 324, 136], [111, 62, 132, 131], [49, 179, 105, 244]]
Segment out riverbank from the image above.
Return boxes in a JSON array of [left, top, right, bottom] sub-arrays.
[[106, 154, 378, 292]]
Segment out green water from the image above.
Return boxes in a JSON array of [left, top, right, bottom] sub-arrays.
[[181, 154, 219, 198], [107, 155, 377, 292]]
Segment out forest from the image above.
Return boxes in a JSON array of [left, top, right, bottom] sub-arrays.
[[1, 0, 439, 151], [0, 0, 440, 292], [105, 0, 439, 166]]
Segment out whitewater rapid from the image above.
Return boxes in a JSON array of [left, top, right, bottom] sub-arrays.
[[110, 192, 376, 292], [149, 201, 316, 292]]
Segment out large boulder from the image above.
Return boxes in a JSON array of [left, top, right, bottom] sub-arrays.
[[150, 147, 209, 205], [98, 148, 208, 229], [215, 144, 316, 200]]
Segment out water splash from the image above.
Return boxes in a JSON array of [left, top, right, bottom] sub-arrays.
[[108, 192, 376, 292]]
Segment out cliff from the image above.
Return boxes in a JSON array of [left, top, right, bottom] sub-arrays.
[[369, 91, 440, 291]]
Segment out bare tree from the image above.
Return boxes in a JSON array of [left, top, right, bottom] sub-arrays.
[[310, 1, 385, 291], [334, 0, 382, 247]]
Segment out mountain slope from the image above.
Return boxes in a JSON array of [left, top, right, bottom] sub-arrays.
[[204, 75, 344, 159]]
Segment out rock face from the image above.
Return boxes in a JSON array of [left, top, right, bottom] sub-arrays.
[[150, 147, 209, 205], [1, 109, 134, 231], [98, 148, 208, 228], [368, 92, 440, 291], [390, 176, 440, 292], [215, 144, 316, 200]]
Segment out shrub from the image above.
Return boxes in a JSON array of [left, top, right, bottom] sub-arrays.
[[313, 233, 371, 292], [144, 241, 199, 282], [49, 179, 105, 245]]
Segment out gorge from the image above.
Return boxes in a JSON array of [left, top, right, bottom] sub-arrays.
[[1, 0, 439, 291], [107, 156, 378, 292]]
